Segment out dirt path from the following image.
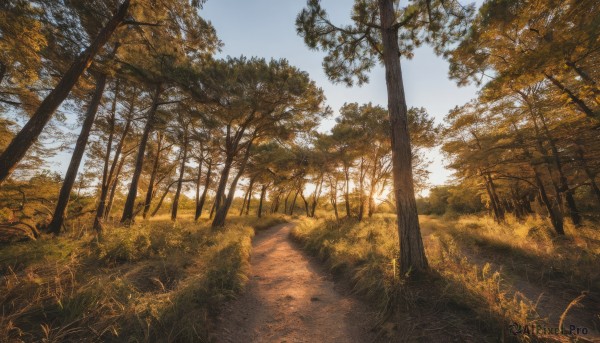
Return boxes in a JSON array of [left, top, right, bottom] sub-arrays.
[[214, 223, 378, 343]]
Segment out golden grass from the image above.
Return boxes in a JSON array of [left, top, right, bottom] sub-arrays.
[[290, 214, 600, 341], [0, 213, 286, 342]]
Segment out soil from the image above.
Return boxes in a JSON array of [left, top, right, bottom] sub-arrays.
[[214, 223, 378, 343]]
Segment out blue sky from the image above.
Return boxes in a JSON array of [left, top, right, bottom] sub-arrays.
[[201, 0, 482, 187]]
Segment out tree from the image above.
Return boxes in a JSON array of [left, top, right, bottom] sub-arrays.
[[0, 0, 131, 185], [297, 0, 474, 274], [118, 0, 220, 224], [449, 0, 600, 120], [196, 57, 326, 228]]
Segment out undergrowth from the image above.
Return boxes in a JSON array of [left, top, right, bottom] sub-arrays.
[[290, 215, 599, 342], [0, 214, 285, 342]]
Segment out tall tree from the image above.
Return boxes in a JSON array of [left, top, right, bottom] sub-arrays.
[[0, 0, 130, 185], [297, 0, 471, 273]]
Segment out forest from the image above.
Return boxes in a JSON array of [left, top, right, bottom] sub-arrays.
[[0, 0, 598, 342]]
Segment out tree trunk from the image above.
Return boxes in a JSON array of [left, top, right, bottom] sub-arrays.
[[171, 135, 189, 221], [0, 0, 130, 185], [105, 151, 128, 219], [329, 176, 339, 221], [537, 112, 581, 225], [271, 190, 282, 213], [245, 179, 255, 216], [143, 132, 164, 219], [310, 175, 324, 217], [239, 188, 248, 216], [257, 184, 267, 218], [213, 154, 234, 212], [486, 173, 505, 222], [195, 160, 212, 221], [290, 189, 299, 215], [357, 158, 366, 221], [344, 166, 351, 217], [576, 146, 600, 207], [544, 73, 597, 119], [209, 200, 216, 219], [482, 173, 503, 223], [212, 140, 253, 228], [151, 180, 176, 217], [367, 160, 378, 218], [94, 79, 120, 233], [533, 168, 565, 235], [283, 189, 292, 214], [99, 103, 134, 223], [195, 159, 203, 216], [378, 0, 428, 274], [121, 83, 162, 224], [48, 73, 108, 235], [300, 190, 310, 217], [566, 61, 600, 97]]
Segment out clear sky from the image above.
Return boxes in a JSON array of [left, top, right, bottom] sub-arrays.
[[201, 0, 482, 188]]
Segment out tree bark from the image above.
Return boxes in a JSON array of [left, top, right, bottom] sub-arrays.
[[300, 190, 310, 217], [576, 146, 600, 207], [195, 159, 203, 216], [195, 160, 212, 221], [245, 178, 255, 216], [0, 0, 130, 185], [290, 189, 299, 215], [212, 140, 253, 228], [213, 154, 234, 212], [367, 156, 379, 218], [283, 189, 292, 214], [94, 79, 120, 233], [257, 184, 267, 218], [48, 73, 108, 235], [99, 102, 134, 222], [481, 172, 503, 223], [344, 166, 351, 217], [537, 112, 581, 225], [105, 150, 128, 219], [120, 83, 162, 224], [209, 199, 216, 219], [143, 132, 164, 219], [310, 175, 324, 217], [329, 176, 339, 221], [566, 61, 600, 97], [544, 73, 597, 119], [151, 180, 177, 217], [357, 158, 367, 220], [378, 0, 428, 274], [171, 134, 189, 221], [533, 168, 565, 235]]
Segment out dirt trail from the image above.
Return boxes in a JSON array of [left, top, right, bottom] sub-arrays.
[[214, 223, 378, 343]]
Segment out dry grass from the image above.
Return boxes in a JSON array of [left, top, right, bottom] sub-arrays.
[[291, 214, 600, 342], [0, 213, 286, 342]]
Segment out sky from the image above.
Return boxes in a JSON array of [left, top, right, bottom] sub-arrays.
[[201, 0, 482, 188]]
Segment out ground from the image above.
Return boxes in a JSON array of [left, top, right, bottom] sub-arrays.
[[214, 223, 378, 343]]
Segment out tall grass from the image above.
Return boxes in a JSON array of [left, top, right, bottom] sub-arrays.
[[289, 214, 597, 341], [0, 214, 285, 342]]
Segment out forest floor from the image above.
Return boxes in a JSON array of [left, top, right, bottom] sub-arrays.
[[420, 216, 600, 342], [214, 223, 378, 343]]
